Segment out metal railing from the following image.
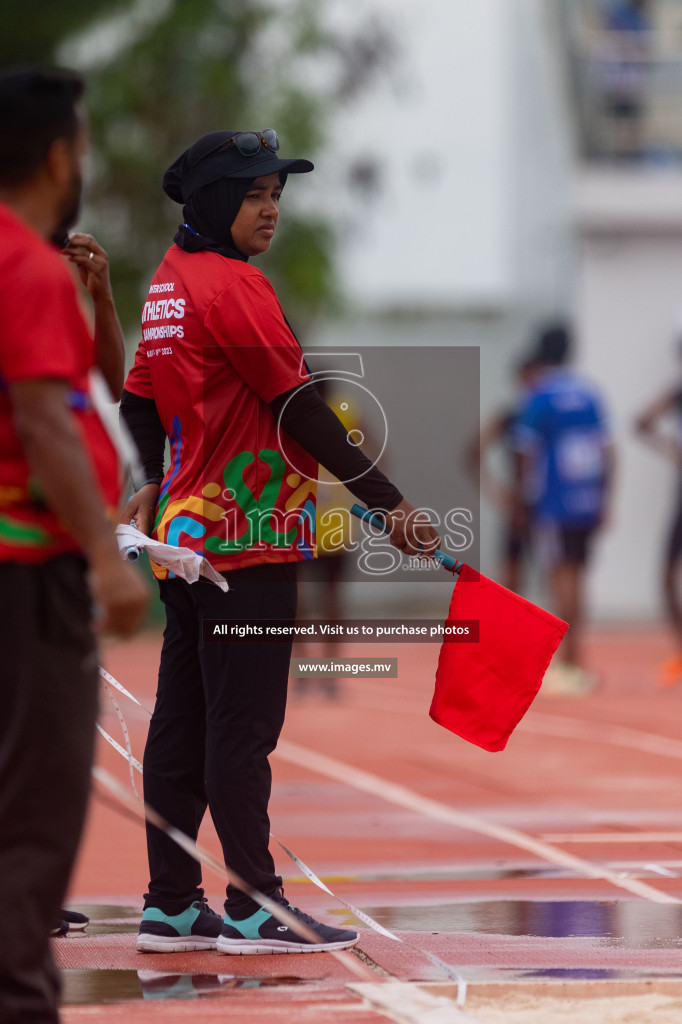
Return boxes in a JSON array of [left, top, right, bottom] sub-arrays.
[[557, 0, 682, 164]]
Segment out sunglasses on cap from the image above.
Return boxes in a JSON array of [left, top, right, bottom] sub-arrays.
[[218, 130, 279, 157]]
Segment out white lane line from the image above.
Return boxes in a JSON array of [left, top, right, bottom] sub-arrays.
[[349, 982, 479, 1024], [521, 711, 682, 761], [344, 683, 682, 769], [541, 832, 682, 844], [274, 740, 680, 905], [645, 864, 679, 878]]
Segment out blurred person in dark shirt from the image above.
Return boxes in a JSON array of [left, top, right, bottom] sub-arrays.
[[635, 338, 682, 686], [468, 355, 541, 594]]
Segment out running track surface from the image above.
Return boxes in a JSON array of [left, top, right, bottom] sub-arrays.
[[55, 624, 682, 1023]]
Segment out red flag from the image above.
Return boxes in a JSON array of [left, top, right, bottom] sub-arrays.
[[430, 565, 568, 752]]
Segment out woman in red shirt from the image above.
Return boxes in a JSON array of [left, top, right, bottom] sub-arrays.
[[121, 130, 438, 956]]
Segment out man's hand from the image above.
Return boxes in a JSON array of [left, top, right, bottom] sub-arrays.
[[384, 498, 441, 557], [89, 547, 149, 636], [62, 233, 125, 398], [62, 232, 113, 302], [120, 482, 160, 536]]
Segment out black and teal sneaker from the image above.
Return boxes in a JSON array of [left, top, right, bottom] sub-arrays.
[[136, 898, 223, 953], [216, 901, 359, 955]]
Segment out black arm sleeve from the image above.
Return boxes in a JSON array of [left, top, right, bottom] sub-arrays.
[[270, 384, 403, 511], [119, 389, 166, 485]]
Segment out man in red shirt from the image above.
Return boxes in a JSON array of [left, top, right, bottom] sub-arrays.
[[0, 67, 148, 1023]]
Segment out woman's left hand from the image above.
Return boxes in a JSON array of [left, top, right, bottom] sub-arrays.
[[62, 233, 112, 303]]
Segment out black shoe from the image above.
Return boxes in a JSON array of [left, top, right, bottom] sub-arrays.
[[62, 909, 89, 931], [137, 897, 223, 953], [217, 899, 359, 955], [51, 921, 68, 937]]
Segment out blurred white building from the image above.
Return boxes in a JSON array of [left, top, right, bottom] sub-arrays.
[[313, 0, 682, 622]]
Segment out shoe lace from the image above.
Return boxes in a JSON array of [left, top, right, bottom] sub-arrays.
[[267, 889, 318, 928], [193, 896, 221, 919], [266, 892, 343, 936], [269, 886, 290, 907], [283, 904, 323, 929]]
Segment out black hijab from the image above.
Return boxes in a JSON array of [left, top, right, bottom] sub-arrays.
[[175, 177, 254, 261]]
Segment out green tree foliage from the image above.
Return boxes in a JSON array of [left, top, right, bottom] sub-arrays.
[[0, 0, 392, 335], [0, 0, 119, 67]]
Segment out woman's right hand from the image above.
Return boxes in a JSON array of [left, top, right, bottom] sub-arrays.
[[120, 482, 160, 536], [384, 498, 441, 557]]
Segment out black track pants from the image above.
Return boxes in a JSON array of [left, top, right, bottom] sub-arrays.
[[0, 556, 98, 1024], [143, 562, 297, 917]]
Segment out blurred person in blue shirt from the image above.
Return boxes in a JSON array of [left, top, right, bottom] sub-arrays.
[[514, 323, 614, 695]]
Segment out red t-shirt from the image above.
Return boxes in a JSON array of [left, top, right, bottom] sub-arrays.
[[0, 203, 120, 564], [125, 245, 318, 574]]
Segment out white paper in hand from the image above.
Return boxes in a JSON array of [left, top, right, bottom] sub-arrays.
[[115, 524, 228, 592]]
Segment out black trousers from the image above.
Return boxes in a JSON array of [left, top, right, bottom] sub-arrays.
[[143, 562, 297, 917], [0, 555, 98, 1024]]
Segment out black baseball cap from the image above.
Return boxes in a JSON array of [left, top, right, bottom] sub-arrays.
[[163, 130, 314, 203]]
